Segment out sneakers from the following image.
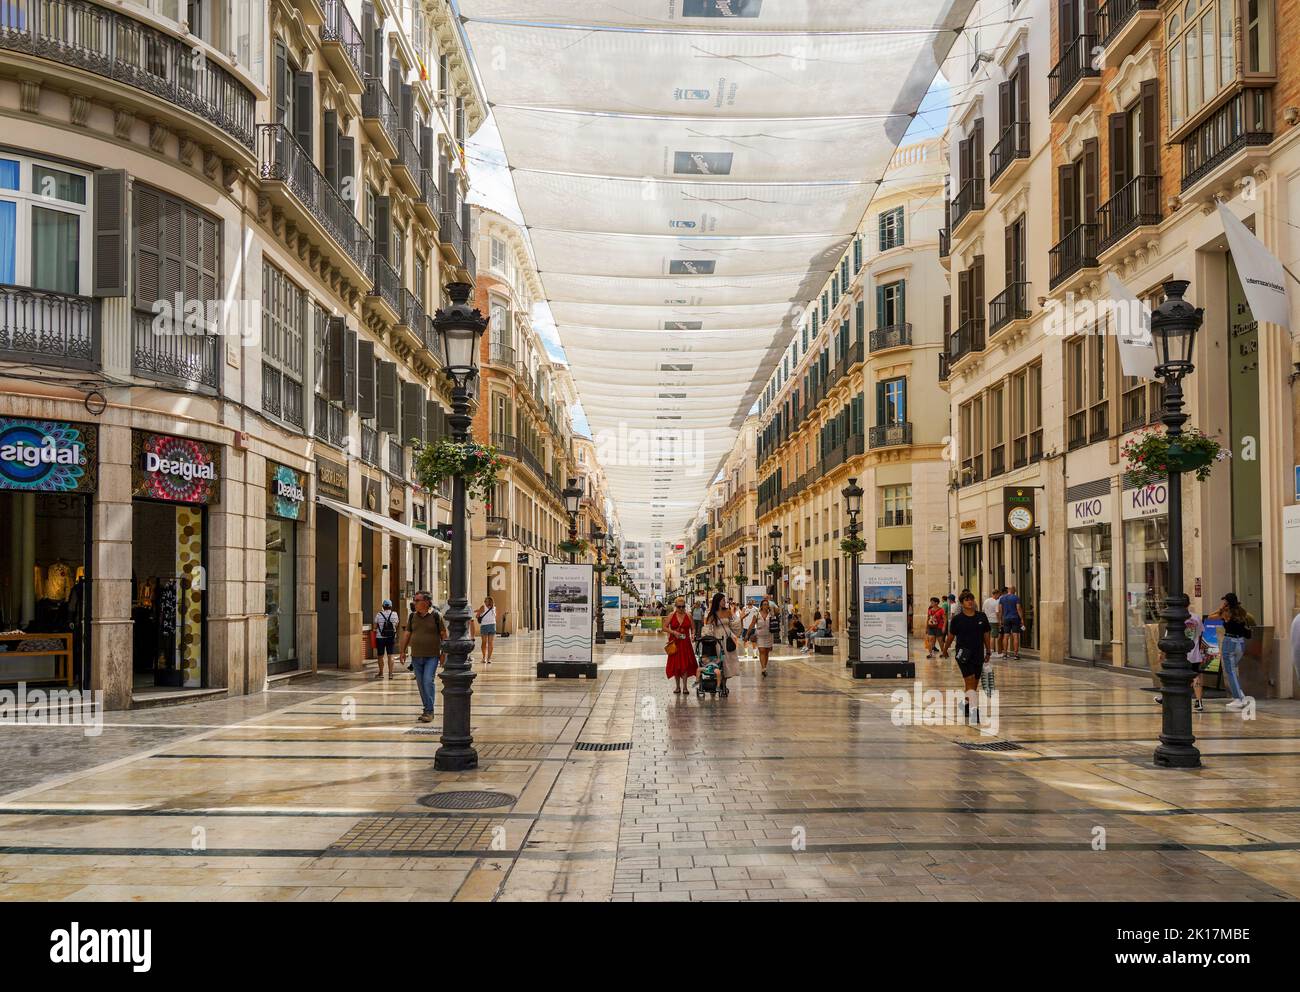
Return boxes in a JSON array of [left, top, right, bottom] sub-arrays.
[[417, 711, 433, 723], [1193, 699, 1204, 712], [1226, 699, 1247, 711], [1153, 694, 1162, 704]]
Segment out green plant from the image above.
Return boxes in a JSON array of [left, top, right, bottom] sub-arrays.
[[764, 562, 783, 575], [558, 538, 590, 557], [1121, 426, 1228, 487], [839, 537, 867, 555], [411, 438, 502, 505], [731, 574, 748, 586]]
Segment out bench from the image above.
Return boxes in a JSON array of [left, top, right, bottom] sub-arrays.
[[813, 639, 835, 655]]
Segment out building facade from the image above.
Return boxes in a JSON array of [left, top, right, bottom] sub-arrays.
[[0, 0, 484, 708], [755, 137, 951, 633]]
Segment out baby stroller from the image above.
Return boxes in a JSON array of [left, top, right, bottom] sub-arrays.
[[695, 633, 730, 697]]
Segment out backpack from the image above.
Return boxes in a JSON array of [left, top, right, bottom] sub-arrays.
[[768, 615, 781, 634], [377, 610, 397, 639]]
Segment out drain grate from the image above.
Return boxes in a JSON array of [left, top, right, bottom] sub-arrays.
[[574, 741, 632, 751], [958, 740, 1024, 752], [329, 816, 506, 852], [417, 790, 517, 810]]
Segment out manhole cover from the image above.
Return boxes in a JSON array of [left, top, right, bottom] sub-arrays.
[[574, 741, 632, 751], [957, 740, 1024, 752], [417, 790, 517, 810]]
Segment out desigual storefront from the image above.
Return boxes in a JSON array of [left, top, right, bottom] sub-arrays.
[[266, 461, 308, 675], [0, 417, 96, 689]]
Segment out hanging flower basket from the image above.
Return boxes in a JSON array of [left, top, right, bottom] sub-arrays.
[[731, 574, 748, 587], [839, 537, 867, 556], [412, 439, 503, 505], [558, 538, 590, 558], [1121, 426, 1228, 487], [764, 562, 783, 576]]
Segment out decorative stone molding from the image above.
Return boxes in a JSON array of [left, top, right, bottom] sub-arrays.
[[1107, 42, 1158, 110], [149, 122, 169, 154], [113, 107, 135, 140], [1061, 105, 1102, 161], [959, 235, 984, 270], [69, 94, 91, 127], [1002, 182, 1031, 223], [202, 150, 220, 180], [178, 135, 197, 166], [19, 80, 40, 114], [221, 160, 238, 191], [998, 26, 1030, 70]]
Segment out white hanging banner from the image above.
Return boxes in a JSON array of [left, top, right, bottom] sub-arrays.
[[1106, 272, 1158, 380], [858, 563, 909, 662], [543, 563, 595, 663], [1218, 202, 1291, 331]]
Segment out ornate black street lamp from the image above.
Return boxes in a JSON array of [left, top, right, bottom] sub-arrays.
[[591, 525, 607, 641], [737, 546, 748, 605], [768, 523, 782, 596], [562, 478, 582, 562], [430, 282, 487, 772], [843, 477, 864, 669], [1151, 280, 1203, 769]]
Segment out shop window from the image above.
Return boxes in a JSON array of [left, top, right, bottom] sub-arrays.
[[1167, 0, 1274, 133]]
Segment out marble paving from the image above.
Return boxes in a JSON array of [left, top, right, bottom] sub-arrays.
[[1, 633, 1299, 901]]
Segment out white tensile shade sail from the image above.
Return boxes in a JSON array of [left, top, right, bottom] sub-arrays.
[[460, 2, 969, 540]]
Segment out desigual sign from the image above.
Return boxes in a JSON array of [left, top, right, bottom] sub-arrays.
[[267, 462, 307, 520], [132, 431, 221, 504], [1067, 493, 1111, 529], [1122, 482, 1168, 520], [0, 418, 97, 493]]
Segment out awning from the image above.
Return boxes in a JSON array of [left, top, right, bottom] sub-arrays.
[[315, 495, 449, 549]]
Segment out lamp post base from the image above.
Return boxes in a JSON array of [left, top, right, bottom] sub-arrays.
[[1153, 742, 1202, 768], [433, 745, 479, 771], [537, 661, 598, 679], [853, 661, 915, 680]]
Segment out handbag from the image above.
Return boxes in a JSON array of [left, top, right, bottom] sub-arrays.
[[665, 639, 678, 656]]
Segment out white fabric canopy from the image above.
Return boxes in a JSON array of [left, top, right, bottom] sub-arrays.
[[461, 1, 970, 540]]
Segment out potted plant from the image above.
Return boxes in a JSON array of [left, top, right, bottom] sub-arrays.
[[839, 536, 867, 556], [558, 537, 590, 558], [1121, 426, 1228, 487], [411, 438, 502, 504]]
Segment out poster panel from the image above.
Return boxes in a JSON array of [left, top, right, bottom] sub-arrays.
[[544, 562, 594, 663], [744, 584, 767, 608], [602, 584, 621, 632], [858, 563, 909, 662]]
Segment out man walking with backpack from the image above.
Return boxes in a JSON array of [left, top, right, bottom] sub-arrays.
[[399, 591, 447, 724], [373, 599, 400, 679]]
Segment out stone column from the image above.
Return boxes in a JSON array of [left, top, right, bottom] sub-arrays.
[[92, 414, 135, 711]]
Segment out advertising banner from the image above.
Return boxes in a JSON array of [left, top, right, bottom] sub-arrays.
[[0, 417, 97, 493], [267, 461, 308, 520], [858, 563, 909, 662], [132, 431, 221, 504], [744, 584, 767, 608], [602, 584, 621, 632], [543, 562, 594, 663]]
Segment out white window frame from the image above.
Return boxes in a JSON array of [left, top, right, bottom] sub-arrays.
[[0, 152, 92, 295]]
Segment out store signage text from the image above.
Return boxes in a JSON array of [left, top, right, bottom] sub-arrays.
[[315, 455, 349, 501], [1067, 493, 1111, 529], [268, 462, 308, 520], [133, 432, 221, 504], [1123, 482, 1168, 520], [0, 418, 98, 493]]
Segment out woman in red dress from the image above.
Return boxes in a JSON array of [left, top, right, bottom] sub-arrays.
[[665, 597, 698, 694]]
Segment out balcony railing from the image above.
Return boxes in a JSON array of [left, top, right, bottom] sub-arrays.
[[258, 124, 371, 273], [869, 322, 912, 352], [989, 444, 1006, 477], [1099, 175, 1161, 250], [360, 424, 380, 467], [0, 285, 99, 370], [361, 76, 399, 149], [0, 0, 256, 150], [960, 454, 983, 486], [1013, 429, 1045, 468], [949, 317, 985, 363], [951, 176, 985, 229], [368, 253, 402, 315], [1049, 34, 1100, 112], [440, 199, 463, 254], [392, 127, 420, 187], [1068, 410, 1087, 450], [869, 423, 913, 448], [464, 239, 477, 282], [314, 396, 348, 449], [1049, 223, 1100, 289], [878, 509, 912, 528], [489, 342, 516, 367], [400, 289, 427, 344], [320, 0, 364, 83], [418, 168, 439, 219], [1100, 0, 1157, 47], [989, 121, 1030, 183], [845, 339, 864, 368], [486, 515, 509, 538], [988, 281, 1031, 334], [1181, 88, 1273, 192], [388, 438, 404, 476], [262, 364, 304, 429], [132, 311, 218, 391]]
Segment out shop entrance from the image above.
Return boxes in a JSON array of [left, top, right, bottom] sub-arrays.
[[315, 503, 340, 668], [131, 500, 206, 689], [0, 491, 91, 688], [1012, 533, 1040, 651]]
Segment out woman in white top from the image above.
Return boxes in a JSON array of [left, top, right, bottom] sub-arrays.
[[475, 596, 498, 666], [699, 592, 744, 694], [755, 599, 777, 677]]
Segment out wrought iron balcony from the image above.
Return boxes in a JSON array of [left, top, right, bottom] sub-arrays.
[[1100, 0, 1158, 54], [1049, 35, 1101, 115], [399, 289, 427, 346], [262, 364, 304, 429], [368, 253, 402, 318], [1049, 223, 1099, 289], [869, 423, 913, 448], [989, 121, 1030, 185], [131, 310, 218, 391], [486, 515, 509, 538], [258, 123, 371, 274], [1099, 175, 1162, 250], [948, 317, 985, 364], [320, 0, 364, 91], [869, 322, 912, 352], [313, 395, 348, 449], [0, 0, 256, 152], [489, 342, 516, 368], [0, 285, 99, 370], [878, 509, 912, 528], [1181, 88, 1273, 193], [464, 238, 477, 282], [951, 176, 985, 231], [360, 424, 380, 467], [490, 432, 518, 458], [845, 338, 864, 369], [939, 228, 951, 258], [988, 281, 1031, 335], [391, 127, 420, 195], [415, 168, 439, 224], [361, 76, 399, 157], [846, 433, 864, 457], [388, 438, 404, 477], [439, 198, 464, 261]]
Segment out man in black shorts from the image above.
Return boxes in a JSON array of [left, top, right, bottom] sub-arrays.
[[942, 591, 992, 724]]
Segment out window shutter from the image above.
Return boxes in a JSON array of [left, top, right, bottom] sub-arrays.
[[326, 316, 346, 400], [389, 60, 401, 106], [357, 339, 376, 419], [943, 294, 951, 336], [158, 197, 181, 309], [900, 378, 908, 421], [1059, 163, 1077, 236], [854, 300, 864, 341], [998, 80, 1012, 134], [1005, 222, 1016, 288], [957, 269, 971, 326], [1016, 55, 1030, 124], [338, 136, 355, 206], [323, 110, 338, 189], [972, 256, 986, 328], [419, 124, 434, 172], [361, 2, 376, 77], [1082, 138, 1099, 222], [875, 382, 885, 427], [875, 283, 884, 326], [374, 195, 391, 261], [343, 327, 358, 410], [1108, 111, 1129, 195], [1139, 79, 1160, 178], [426, 400, 442, 443], [972, 118, 984, 180], [958, 136, 971, 185], [1059, 0, 1078, 54], [897, 279, 906, 326], [93, 169, 128, 297], [401, 381, 424, 444], [400, 83, 414, 131], [274, 41, 288, 125], [377, 360, 399, 433], [294, 70, 313, 154]]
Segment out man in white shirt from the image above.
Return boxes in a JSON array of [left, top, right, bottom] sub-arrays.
[[981, 590, 1002, 657]]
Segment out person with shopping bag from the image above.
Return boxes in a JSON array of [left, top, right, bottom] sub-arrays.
[[698, 592, 743, 695], [942, 591, 992, 726]]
